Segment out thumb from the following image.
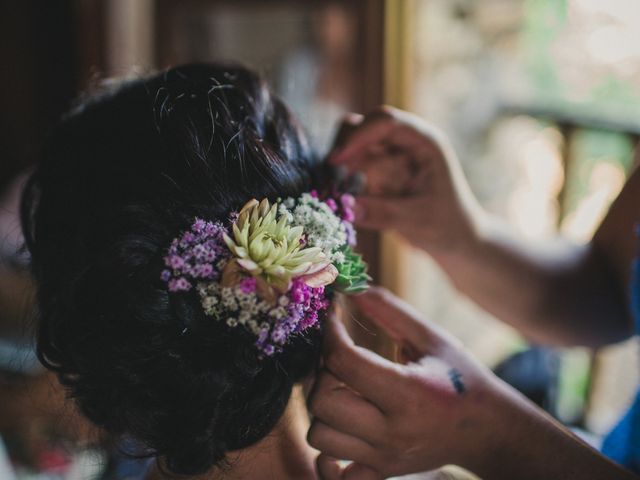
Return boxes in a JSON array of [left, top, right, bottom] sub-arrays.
[[331, 113, 365, 152], [350, 287, 449, 356], [316, 454, 382, 480]]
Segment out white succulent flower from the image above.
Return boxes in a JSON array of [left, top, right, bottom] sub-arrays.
[[223, 198, 338, 292]]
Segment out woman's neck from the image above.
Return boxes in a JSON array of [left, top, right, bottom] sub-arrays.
[[148, 386, 318, 480]]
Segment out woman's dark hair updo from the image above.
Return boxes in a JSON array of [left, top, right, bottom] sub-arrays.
[[20, 64, 326, 475]]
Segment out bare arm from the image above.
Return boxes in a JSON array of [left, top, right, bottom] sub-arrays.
[[331, 108, 638, 346], [431, 165, 640, 347]]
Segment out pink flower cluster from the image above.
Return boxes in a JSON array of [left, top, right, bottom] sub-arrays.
[[323, 191, 357, 246], [161, 218, 228, 292], [256, 278, 330, 356]]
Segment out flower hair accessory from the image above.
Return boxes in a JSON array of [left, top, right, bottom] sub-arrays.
[[161, 191, 370, 356]]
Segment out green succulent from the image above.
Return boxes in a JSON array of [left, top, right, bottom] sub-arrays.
[[333, 246, 371, 294]]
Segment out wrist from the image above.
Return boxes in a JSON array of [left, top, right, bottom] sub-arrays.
[[460, 379, 632, 480], [455, 381, 544, 479], [454, 378, 526, 476], [426, 203, 490, 264]]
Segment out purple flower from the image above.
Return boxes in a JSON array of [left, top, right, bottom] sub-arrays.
[[343, 209, 355, 223], [168, 277, 191, 292], [290, 281, 309, 304], [204, 222, 222, 237], [192, 218, 207, 233], [344, 222, 357, 246], [299, 310, 319, 330], [239, 277, 257, 294], [199, 263, 214, 278], [340, 194, 356, 222], [161, 217, 229, 289], [262, 344, 276, 356], [325, 198, 338, 212], [168, 255, 185, 270], [340, 193, 356, 209], [271, 327, 288, 344], [192, 244, 207, 259], [285, 278, 329, 338]]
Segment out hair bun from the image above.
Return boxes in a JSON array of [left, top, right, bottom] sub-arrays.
[[22, 63, 325, 476]]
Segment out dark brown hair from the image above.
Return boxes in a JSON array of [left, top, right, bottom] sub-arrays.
[[21, 64, 325, 475]]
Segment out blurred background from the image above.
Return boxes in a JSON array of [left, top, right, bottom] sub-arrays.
[[1, 0, 639, 478]]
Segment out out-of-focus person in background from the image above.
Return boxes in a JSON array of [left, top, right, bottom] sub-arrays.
[[307, 106, 640, 479]]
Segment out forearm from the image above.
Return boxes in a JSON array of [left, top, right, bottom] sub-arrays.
[[467, 381, 637, 480], [429, 214, 632, 347]]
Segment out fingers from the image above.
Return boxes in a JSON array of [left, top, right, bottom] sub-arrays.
[[308, 421, 376, 465], [350, 287, 448, 356], [323, 314, 408, 410], [316, 455, 383, 480], [329, 109, 397, 167], [332, 113, 365, 150], [329, 106, 439, 168], [309, 371, 386, 444]]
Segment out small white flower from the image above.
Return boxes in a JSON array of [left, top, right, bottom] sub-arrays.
[[332, 251, 346, 265], [227, 317, 238, 327], [269, 306, 287, 319], [278, 296, 290, 307], [283, 193, 348, 262], [248, 319, 260, 334], [202, 296, 218, 310], [239, 310, 252, 325]]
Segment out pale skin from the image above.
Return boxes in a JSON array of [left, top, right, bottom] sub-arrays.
[[308, 106, 640, 478]]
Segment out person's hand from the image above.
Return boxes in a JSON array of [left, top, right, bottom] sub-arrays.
[[308, 287, 515, 479], [309, 289, 638, 480], [329, 107, 484, 255]]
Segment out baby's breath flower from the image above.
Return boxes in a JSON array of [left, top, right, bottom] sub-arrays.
[[279, 193, 348, 263]]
